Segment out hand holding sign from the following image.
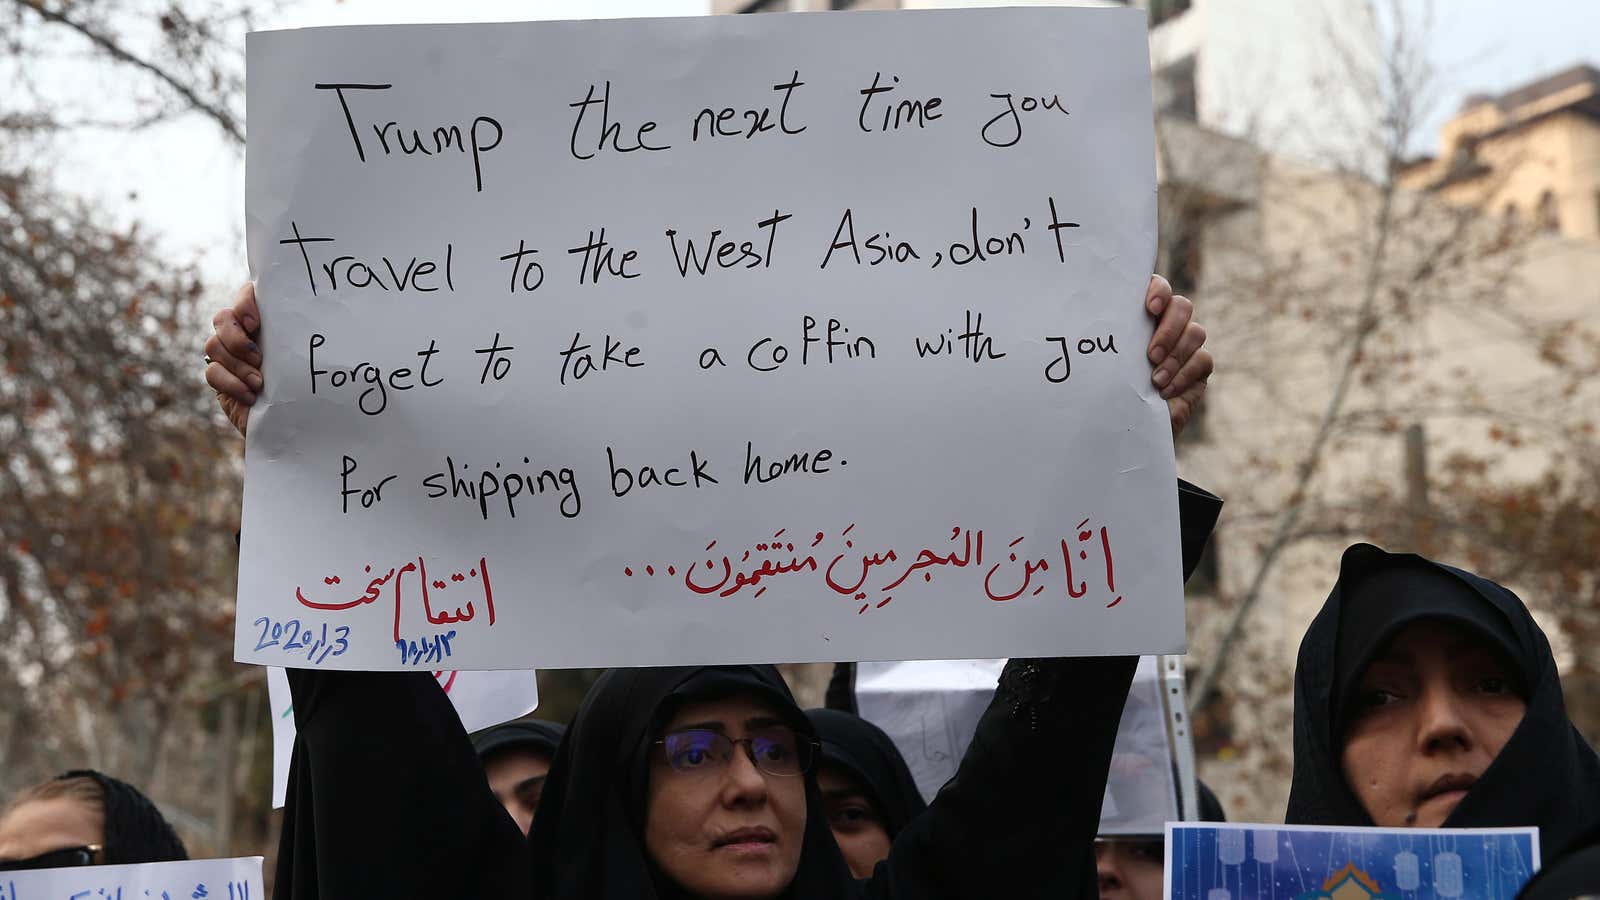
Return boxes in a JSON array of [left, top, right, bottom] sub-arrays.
[[205, 282, 262, 437]]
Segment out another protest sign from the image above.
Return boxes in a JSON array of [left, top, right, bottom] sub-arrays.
[[237, 8, 1176, 670], [0, 857, 262, 900], [856, 656, 1177, 832], [1166, 824, 1540, 900], [267, 667, 538, 806]]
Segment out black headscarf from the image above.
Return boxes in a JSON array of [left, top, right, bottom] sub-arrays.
[[1516, 820, 1600, 900], [527, 665, 855, 899], [806, 708, 928, 837], [1286, 543, 1600, 859], [57, 770, 188, 865], [472, 718, 567, 762]]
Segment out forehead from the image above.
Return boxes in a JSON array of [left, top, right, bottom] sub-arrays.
[[0, 797, 103, 860], [815, 762, 871, 797], [662, 691, 787, 731], [482, 746, 551, 784], [1374, 618, 1507, 663]]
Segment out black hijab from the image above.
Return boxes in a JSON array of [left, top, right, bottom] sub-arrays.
[[1286, 543, 1600, 859], [806, 708, 928, 837], [527, 665, 856, 899], [58, 770, 188, 864], [472, 718, 567, 762], [1516, 820, 1600, 900]]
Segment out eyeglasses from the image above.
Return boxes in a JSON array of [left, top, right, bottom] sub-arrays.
[[0, 844, 102, 871], [656, 727, 819, 778]]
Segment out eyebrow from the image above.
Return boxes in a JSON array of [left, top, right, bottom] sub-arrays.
[[671, 715, 788, 733], [674, 721, 728, 733], [1450, 637, 1510, 659]]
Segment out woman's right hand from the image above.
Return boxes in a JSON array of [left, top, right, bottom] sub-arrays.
[[205, 282, 263, 438]]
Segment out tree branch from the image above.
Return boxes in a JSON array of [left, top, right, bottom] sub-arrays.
[[10, 0, 243, 145]]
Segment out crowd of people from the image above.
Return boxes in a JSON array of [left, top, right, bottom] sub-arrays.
[[0, 275, 1595, 899]]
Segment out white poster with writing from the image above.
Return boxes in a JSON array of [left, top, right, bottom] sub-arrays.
[[266, 667, 538, 806], [0, 857, 262, 900], [238, 8, 1177, 670], [856, 656, 1177, 833]]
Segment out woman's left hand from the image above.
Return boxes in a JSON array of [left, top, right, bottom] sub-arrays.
[[1144, 275, 1211, 439]]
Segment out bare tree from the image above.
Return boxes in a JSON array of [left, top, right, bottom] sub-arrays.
[[1155, 0, 1599, 819], [2, 0, 251, 143], [0, 0, 274, 857]]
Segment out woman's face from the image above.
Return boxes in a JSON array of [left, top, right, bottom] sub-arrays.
[[0, 797, 103, 865], [483, 747, 551, 835], [1096, 839, 1165, 900], [644, 694, 808, 900], [1340, 619, 1527, 827], [815, 763, 891, 879]]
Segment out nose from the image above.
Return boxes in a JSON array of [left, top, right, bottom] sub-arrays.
[[1096, 846, 1123, 898], [1415, 679, 1473, 755], [720, 742, 770, 806]]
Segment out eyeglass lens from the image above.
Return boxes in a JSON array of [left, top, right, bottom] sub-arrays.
[[662, 728, 811, 776]]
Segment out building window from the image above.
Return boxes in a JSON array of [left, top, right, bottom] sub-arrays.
[[1156, 56, 1198, 120], [1150, 0, 1193, 28], [1536, 190, 1561, 233]]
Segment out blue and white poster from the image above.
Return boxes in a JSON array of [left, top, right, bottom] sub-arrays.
[[1166, 823, 1540, 900], [0, 856, 262, 900]]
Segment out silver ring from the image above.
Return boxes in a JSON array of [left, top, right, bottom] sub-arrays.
[[204, 355, 214, 365]]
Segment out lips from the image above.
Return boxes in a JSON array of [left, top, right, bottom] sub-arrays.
[[1419, 773, 1477, 803], [713, 826, 777, 849]]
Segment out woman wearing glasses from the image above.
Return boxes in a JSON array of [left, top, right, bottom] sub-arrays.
[[279, 656, 1144, 898], [533, 660, 1147, 898], [0, 771, 188, 872]]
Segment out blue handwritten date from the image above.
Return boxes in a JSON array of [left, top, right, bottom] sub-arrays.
[[253, 616, 350, 665], [396, 630, 456, 666]]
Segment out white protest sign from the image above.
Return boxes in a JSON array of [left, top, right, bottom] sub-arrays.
[[0, 857, 262, 900], [238, 8, 1177, 670], [856, 656, 1177, 833], [267, 667, 538, 806]]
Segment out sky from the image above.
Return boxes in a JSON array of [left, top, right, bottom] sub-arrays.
[[1409, 0, 1597, 150], [36, 0, 1598, 283]]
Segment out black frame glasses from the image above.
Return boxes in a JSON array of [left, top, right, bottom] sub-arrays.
[[655, 727, 819, 778], [0, 844, 102, 871]]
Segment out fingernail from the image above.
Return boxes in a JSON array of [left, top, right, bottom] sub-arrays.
[[243, 315, 258, 332], [1161, 384, 1178, 399], [246, 340, 259, 355], [1149, 295, 1167, 314], [1153, 367, 1171, 387], [1150, 345, 1167, 365], [246, 372, 264, 392], [242, 392, 257, 406]]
